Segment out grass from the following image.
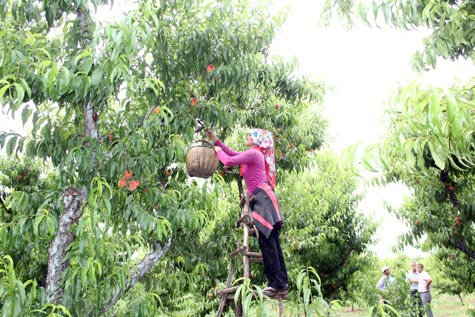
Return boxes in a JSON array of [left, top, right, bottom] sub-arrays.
[[217, 293, 475, 316], [339, 293, 475, 317]]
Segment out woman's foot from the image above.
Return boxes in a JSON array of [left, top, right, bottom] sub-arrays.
[[263, 286, 287, 294], [263, 286, 288, 299], [263, 286, 277, 293]]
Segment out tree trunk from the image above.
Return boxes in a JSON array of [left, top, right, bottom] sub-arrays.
[[99, 236, 172, 314], [46, 6, 97, 304], [77, 6, 97, 140], [46, 187, 86, 303], [83, 101, 98, 139]]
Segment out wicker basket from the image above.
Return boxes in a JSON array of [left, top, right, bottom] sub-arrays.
[[186, 140, 219, 178]]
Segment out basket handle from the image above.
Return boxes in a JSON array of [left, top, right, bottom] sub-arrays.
[[195, 118, 206, 133], [190, 139, 215, 149]]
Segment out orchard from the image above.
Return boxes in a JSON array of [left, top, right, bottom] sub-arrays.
[[0, 0, 349, 315], [1, 0, 475, 316]]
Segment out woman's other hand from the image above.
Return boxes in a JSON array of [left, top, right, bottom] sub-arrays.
[[214, 146, 222, 152], [206, 129, 218, 142]]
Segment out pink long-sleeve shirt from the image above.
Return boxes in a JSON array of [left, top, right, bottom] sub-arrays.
[[215, 139, 268, 196]]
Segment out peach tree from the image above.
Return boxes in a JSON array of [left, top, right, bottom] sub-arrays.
[[332, 0, 475, 294], [278, 152, 376, 302], [0, 0, 326, 315]]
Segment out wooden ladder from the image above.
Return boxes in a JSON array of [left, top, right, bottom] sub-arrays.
[[215, 177, 286, 317]]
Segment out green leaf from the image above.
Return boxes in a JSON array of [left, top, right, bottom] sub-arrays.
[[91, 68, 102, 86], [80, 57, 93, 74], [13, 83, 25, 109], [296, 269, 304, 289], [15, 279, 26, 308], [74, 48, 92, 65], [21, 107, 32, 126], [81, 267, 88, 290], [0, 83, 10, 99], [361, 156, 378, 172], [303, 287, 311, 306], [6, 136, 17, 156], [428, 87, 441, 133], [37, 48, 52, 60], [404, 139, 415, 168], [102, 196, 111, 214], [58, 68, 72, 94], [88, 261, 96, 288], [33, 213, 45, 236], [428, 137, 446, 170], [18, 78, 31, 98], [0, 133, 6, 149]]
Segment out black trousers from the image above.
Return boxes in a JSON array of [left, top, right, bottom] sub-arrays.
[[258, 226, 288, 290]]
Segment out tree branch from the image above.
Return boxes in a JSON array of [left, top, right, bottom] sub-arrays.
[[141, 104, 159, 125], [46, 187, 86, 303], [439, 170, 475, 259], [99, 236, 172, 314], [440, 170, 460, 208], [448, 239, 475, 260]]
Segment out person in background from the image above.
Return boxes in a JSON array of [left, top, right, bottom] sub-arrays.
[[206, 128, 288, 296], [417, 263, 433, 317], [406, 261, 422, 317], [377, 266, 396, 291], [376, 266, 396, 303]]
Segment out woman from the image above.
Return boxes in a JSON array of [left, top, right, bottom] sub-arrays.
[[206, 128, 288, 294]]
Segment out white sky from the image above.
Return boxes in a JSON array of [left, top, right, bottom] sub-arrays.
[[270, 0, 423, 259], [270, 0, 475, 258]]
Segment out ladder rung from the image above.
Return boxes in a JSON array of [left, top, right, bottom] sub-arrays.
[[229, 246, 247, 257], [249, 258, 263, 263], [217, 285, 239, 295]]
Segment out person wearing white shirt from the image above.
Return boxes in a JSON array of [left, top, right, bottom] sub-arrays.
[[417, 263, 433, 317], [406, 261, 422, 316]]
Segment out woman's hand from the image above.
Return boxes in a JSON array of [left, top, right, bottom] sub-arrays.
[[214, 146, 222, 152], [206, 129, 218, 142]]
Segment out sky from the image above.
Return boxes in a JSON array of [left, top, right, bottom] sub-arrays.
[[2, 0, 475, 259], [270, 2, 419, 259], [270, 0, 475, 259]]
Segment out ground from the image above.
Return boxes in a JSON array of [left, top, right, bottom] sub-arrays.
[[213, 293, 475, 316], [340, 293, 475, 317]]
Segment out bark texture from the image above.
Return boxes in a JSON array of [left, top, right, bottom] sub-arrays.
[[46, 187, 86, 303]]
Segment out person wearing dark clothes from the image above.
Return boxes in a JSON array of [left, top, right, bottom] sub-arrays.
[[206, 129, 288, 295]]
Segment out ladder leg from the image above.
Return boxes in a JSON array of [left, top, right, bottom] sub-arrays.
[[216, 297, 226, 317], [216, 263, 234, 317], [234, 301, 243, 317], [278, 297, 285, 317]]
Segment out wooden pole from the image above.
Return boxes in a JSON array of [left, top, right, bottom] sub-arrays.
[[237, 175, 250, 279], [278, 297, 285, 316], [216, 263, 234, 317], [217, 286, 239, 295], [229, 246, 246, 258], [242, 196, 250, 279]]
